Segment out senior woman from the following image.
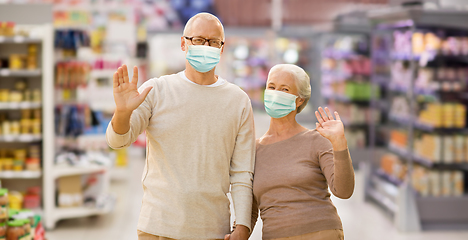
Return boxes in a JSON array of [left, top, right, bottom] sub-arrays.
[[226, 64, 355, 240]]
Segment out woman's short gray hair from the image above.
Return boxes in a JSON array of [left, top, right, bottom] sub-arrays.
[[269, 64, 311, 113]]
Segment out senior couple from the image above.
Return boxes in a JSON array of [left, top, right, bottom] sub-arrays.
[[106, 13, 354, 240]]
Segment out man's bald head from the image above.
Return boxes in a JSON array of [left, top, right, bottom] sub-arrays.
[[183, 13, 225, 41]]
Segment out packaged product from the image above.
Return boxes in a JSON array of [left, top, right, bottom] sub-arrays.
[[454, 135, 464, 163], [10, 122, 20, 136], [454, 103, 466, 128], [442, 103, 455, 128], [6, 220, 24, 240], [411, 166, 429, 196], [0, 222, 6, 240], [12, 160, 23, 172], [8, 192, 22, 210], [9, 55, 23, 70], [25, 158, 40, 171], [442, 136, 454, 163], [453, 171, 464, 197], [441, 171, 452, 196], [429, 171, 441, 197], [2, 159, 12, 171], [0, 189, 8, 220], [465, 136, 468, 162]]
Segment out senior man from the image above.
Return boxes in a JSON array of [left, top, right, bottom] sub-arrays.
[[106, 13, 255, 240]]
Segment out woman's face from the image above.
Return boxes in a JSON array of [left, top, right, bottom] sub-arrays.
[[266, 70, 304, 108]]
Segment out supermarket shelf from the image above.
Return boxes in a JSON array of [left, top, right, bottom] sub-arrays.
[[370, 99, 388, 110], [372, 74, 390, 86], [52, 164, 108, 179], [372, 50, 390, 59], [0, 69, 42, 77], [388, 115, 412, 127], [321, 70, 352, 80], [0, 170, 42, 179], [413, 121, 468, 133], [52, 206, 110, 221], [342, 122, 369, 128], [387, 143, 411, 159], [0, 36, 42, 44], [390, 52, 422, 61], [388, 144, 468, 170], [375, 169, 403, 186], [417, 195, 468, 223], [387, 84, 409, 94], [0, 134, 42, 142], [387, 117, 468, 133], [366, 186, 398, 213], [413, 154, 468, 171], [0, 102, 42, 110], [390, 52, 468, 63], [90, 69, 115, 78], [323, 50, 368, 60], [323, 94, 370, 104], [322, 70, 369, 80]]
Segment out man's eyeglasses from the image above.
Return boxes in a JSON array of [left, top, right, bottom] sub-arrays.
[[184, 36, 224, 48]]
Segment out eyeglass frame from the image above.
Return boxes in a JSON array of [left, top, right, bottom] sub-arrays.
[[184, 36, 225, 48]]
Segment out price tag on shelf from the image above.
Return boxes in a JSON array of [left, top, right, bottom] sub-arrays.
[[0, 69, 9, 76], [13, 36, 25, 43], [0, 36, 5, 42]]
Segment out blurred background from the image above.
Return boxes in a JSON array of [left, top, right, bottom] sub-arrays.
[[1, 0, 468, 239]]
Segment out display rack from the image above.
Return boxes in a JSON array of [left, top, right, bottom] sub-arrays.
[[366, 6, 468, 231], [315, 12, 376, 169], [1, 4, 115, 230], [48, 43, 117, 229], [0, 3, 55, 235]]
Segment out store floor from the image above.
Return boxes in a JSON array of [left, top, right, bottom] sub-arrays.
[[46, 111, 468, 240]]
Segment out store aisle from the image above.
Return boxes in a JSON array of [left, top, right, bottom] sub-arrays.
[[46, 111, 468, 240]]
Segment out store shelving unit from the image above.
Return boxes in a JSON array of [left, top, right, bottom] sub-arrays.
[[366, 6, 468, 231], [315, 12, 376, 169], [1, 4, 114, 230], [0, 2, 55, 233]]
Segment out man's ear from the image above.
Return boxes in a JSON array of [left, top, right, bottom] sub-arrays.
[[181, 36, 186, 51]]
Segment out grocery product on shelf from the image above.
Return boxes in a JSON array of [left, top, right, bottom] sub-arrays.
[[417, 102, 466, 128], [0, 22, 15, 37], [0, 145, 41, 173], [0, 187, 45, 240], [54, 29, 90, 59], [378, 154, 465, 198]]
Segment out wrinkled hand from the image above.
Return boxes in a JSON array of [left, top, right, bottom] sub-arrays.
[[224, 225, 249, 240], [315, 107, 345, 144], [113, 64, 152, 113]]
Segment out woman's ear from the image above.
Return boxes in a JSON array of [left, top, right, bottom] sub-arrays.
[[296, 98, 305, 108]]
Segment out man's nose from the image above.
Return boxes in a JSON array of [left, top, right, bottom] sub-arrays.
[[204, 41, 210, 46]]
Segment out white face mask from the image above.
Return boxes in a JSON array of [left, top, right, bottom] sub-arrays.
[[264, 89, 298, 118], [186, 45, 221, 73]]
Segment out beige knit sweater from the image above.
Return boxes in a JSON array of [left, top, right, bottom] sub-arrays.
[[106, 73, 256, 239], [251, 129, 354, 239]]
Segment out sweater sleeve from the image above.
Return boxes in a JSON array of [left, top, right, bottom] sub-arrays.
[[317, 136, 355, 199], [106, 80, 154, 149], [230, 100, 256, 232], [250, 195, 259, 233]]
